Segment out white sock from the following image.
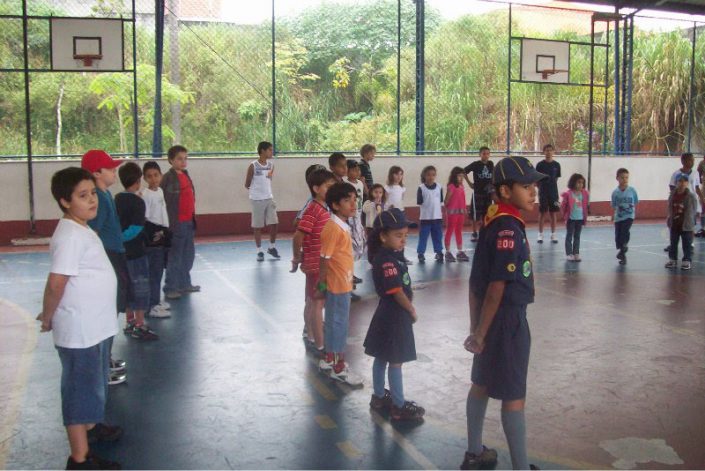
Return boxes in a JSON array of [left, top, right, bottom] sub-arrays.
[[256, 246, 262, 254], [269, 242, 276, 249]]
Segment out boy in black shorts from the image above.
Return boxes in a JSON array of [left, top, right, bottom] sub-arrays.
[[462, 156, 546, 470], [536, 144, 561, 244], [464, 146, 494, 242]]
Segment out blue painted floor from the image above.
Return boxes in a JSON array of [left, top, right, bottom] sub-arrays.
[[1, 223, 704, 469]]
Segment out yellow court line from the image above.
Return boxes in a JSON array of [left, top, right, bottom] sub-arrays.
[[0, 298, 38, 469], [314, 415, 337, 430], [336, 440, 363, 459], [369, 411, 438, 470], [305, 371, 338, 401]]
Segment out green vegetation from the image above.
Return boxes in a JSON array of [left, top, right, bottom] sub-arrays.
[[0, 0, 702, 157]]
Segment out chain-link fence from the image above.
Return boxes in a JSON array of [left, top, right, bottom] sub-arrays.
[[0, 0, 703, 158]]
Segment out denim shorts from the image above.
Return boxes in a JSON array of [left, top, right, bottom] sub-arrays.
[[126, 255, 150, 311], [324, 291, 351, 353], [56, 337, 111, 426]]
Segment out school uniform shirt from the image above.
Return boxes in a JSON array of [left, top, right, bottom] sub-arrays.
[[363, 247, 416, 363], [319, 214, 354, 294], [297, 200, 330, 275], [536, 160, 561, 202], [417, 183, 443, 220], [88, 188, 125, 253], [611, 186, 639, 222], [49, 218, 119, 349], [669, 168, 701, 192], [343, 177, 365, 217], [385, 184, 406, 210], [464, 160, 494, 198], [249, 160, 274, 201], [142, 186, 169, 227], [115, 192, 147, 260]]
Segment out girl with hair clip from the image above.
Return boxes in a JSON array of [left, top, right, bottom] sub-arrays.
[[444, 166, 469, 262], [364, 208, 425, 422]]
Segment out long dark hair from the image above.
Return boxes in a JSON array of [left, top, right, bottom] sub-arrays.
[[387, 166, 404, 187], [567, 173, 586, 191], [368, 183, 387, 203], [448, 166, 465, 186]]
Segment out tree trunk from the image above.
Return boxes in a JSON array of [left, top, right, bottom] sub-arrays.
[[168, 0, 181, 144], [55, 81, 65, 155]]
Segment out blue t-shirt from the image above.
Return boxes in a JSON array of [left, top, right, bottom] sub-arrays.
[[88, 188, 125, 253], [569, 192, 583, 220], [611, 186, 639, 222]]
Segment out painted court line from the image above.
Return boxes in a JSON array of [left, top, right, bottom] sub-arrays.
[[336, 440, 363, 459], [314, 415, 338, 430], [369, 411, 438, 470]]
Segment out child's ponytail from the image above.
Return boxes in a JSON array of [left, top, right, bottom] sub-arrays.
[[367, 227, 384, 263]]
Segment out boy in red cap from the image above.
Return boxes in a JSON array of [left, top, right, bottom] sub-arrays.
[[81, 149, 128, 386]]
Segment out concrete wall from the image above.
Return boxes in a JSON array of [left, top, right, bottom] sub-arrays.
[[0, 154, 681, 243]]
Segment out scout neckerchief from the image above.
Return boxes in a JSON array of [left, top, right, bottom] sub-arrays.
[[484, 202, 525, 227]]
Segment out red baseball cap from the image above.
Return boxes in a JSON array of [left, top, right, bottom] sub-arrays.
[[81, 149, 122, 173]]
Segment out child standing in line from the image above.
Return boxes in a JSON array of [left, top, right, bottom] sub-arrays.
[[292, 164, 327, 230], [115, 162, 158, 341], [317, 182, 359, 382], [364, 208, 424, 421], [359, 143, 377, 195], [665, 173, 699, 271], [362, 183, 387, 240], [141, 161, 171, 318], [81, 149, 127, 385], [292, 169, 337, 353], [344, 160, 366, 264], [385, 166, 406, 210], [161, 145, 199, 299], [329, 152, 348, 183], [611, 168, 639, 265], [416, 166, 444, 264], [463, 156, 546, 471], [444, 167, 470, 262], [535, 144, 561, 244], [560, 173, 590, 262], [40, 167, 122, 470], [245, 141, 280, 262], [463, 147, 494, 242]]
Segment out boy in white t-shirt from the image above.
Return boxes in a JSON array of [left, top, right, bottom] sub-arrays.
[[142, 161, 171, 318], [245, 141, 280, 261], [344, 160, 366, 296], [39, 167, 122, 469]]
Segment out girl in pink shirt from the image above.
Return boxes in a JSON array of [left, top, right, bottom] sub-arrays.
[[444, 167, 469, 262]]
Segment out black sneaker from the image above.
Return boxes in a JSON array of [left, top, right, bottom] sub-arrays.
[[695, 229, 705, 238], [352, 275, 363, 284], [66, 453, 121, 470], [131, 325, 159, 341], [257, 252, 265, 262], [87, 423, 123, 444], [108, 372, 126, 386], [390, 401, 425, 421], [122, 323, 135, 335], [369, 389, 393, 412], [417, 254, 425, 264], [471, 232, 479, 243], [435, 253, 444, 264], [456, 251, 470, 262], [267, 247, 281, 259], [351, 292, 361, 302], [616, 250, 625, 262], [460, 446, 498, 470]]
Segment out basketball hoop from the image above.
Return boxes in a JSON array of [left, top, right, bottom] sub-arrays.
[[73, 54, 102, 67], [539, 69, 569, 80]]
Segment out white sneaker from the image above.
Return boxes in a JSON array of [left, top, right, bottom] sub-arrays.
[[156, 301, 171, 310], [550, 233, 558, 243], [328, 363, 349, 382], [537, 233, 544, 244], [681, 261, 691, 270], [665, 259, 677, 269], [574, 254, 581, 262], [567, 254, 575, 261], [148, 305, 171, 318], [319, 357, 335, 371]]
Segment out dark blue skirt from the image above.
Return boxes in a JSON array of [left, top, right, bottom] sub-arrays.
[[364, 299, 416, 364]]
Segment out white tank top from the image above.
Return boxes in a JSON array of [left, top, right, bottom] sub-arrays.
[[249, 160, 273, 200]]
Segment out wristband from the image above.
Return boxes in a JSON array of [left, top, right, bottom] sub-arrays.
[[317, 282, 327, 292]]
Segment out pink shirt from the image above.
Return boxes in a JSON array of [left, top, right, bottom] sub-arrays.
[[446, 183, 467, 212]]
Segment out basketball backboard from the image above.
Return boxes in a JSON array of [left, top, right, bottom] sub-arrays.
[[51, 18, 125, 71], [520, 38, 570, 84]]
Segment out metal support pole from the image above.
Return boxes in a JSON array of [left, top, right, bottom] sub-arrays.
[[624, 15, 634, 153], [396, 0, 401, 155], [22, 0, 35, 233], [506, 3, 512, 154], [131, 0, 139, 158], [271, 0, 276, 153], [602, 22, 609, 155], [613, 8, 620, 154], [152, 0, 164, 157], [620, 17, 628, 153], [687, 22, 696, 152], [587, 16, 595, 193], [414, 0, 424, 154]]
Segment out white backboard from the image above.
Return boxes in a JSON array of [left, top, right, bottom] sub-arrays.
[[51, 18, 124, 71], [521, 38, 570, 84]]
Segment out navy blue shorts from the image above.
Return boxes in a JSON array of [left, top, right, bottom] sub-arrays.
[[126, 255, 150, 311], [471, 305, 530, 401], [56, 337, 111, 426]]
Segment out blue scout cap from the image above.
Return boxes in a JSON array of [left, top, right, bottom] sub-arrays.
[[675, 172, 689, 182], [373, 208, 412, 230], [492, 156, 547, 185]]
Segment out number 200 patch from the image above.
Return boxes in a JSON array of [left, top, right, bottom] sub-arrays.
[[496, 237, 515, 250]]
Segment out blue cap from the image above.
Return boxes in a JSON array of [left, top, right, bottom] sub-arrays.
[[373, 207, 412, 230], [675, 172, 689, 182], [492, 156, 547, 185]]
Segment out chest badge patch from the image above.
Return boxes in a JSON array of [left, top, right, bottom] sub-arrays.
[[507, 263, 516, 273], [522, 260, 532, 278], [402, 273, 411, 285]]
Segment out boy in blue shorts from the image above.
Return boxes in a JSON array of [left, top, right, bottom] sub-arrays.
[[462, 156, 546, 470], [40, 167, 122, 469], [611, 168, 639, 265]]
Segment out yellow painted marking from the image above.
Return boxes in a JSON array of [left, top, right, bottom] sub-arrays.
[[305, 371, 337, 401], [314, 415, 337, 430], [370, 411, 438, 470], [336, 440, 363, 459], [0, 298, 38, 468]]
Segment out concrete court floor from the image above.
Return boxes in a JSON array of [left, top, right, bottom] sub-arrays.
[[1, 222, 704, 470]]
